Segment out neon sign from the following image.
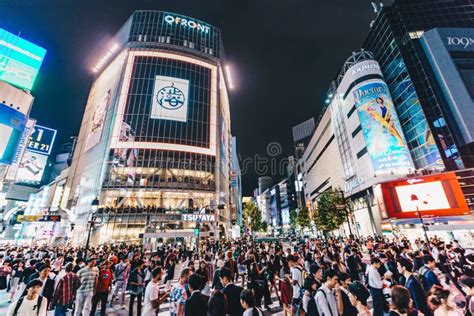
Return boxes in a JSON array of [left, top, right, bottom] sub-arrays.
[[164, 15, 210, 34]]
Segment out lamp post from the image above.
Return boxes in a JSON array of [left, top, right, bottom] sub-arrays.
[[84, 197, 99, 259], [410, 194, 431, 249]]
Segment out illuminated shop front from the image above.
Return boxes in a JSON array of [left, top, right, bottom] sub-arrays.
[[65, 11, 234, 245]]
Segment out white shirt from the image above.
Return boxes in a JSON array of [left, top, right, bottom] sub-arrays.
[[142, 281, 160, 316], [315, 284, 338, 316], [7, 295, 48, 316], [243, 307, 263, 316], [291, 266, 302, 299], [367, 265, 383, 289]]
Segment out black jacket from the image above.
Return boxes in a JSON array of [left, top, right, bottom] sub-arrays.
[[222, 284, 244, 316], [185, 291, 208, 316]]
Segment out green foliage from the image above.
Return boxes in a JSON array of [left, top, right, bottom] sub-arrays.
[[297, 207, 311, 229], [243, 201, 263, 232], [260, 221, 268, 232], [314, 189, 347, 233], [289, 209, 298, 229]]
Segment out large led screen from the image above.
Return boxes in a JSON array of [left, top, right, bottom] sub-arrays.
[[0, 103, 27, 164], [380, 172, 470, 219], [0, 29, 47, 90], [395, 181, 450, 212], [121, 56, 211, 148], [353, 81, 413, 172]]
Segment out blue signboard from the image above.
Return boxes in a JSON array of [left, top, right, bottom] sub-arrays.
[[0, 28, 47, 90], [0, 103, 27, 164], [353, 81, 414, 172], [27, 124, 57, 155]]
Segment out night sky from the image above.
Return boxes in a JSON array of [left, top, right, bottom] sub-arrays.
[[3, 1, 382, 195]]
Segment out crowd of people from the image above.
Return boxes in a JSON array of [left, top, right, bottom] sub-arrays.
[[0, 235, 473, 316]]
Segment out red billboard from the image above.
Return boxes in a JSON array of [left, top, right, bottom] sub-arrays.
[[380, 172, 470, 219]]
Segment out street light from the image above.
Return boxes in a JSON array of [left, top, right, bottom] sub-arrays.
[[84, 197, 99, 259], [410, 194, 431, 249]]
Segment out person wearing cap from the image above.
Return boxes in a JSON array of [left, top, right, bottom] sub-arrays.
[[461, 276, 474, 316], [74, 258, 98, 316], [22, 263, 54, 305], [7, 279, 47, 316], [348, 281, 371, 316]]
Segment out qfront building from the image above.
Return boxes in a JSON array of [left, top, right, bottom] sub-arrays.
[[65, 11, 234, 246]]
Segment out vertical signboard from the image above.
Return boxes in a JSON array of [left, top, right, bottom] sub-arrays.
[[353, 81, 413, 172], [15, 124, 57, 185], [85, 91, 111, 151]]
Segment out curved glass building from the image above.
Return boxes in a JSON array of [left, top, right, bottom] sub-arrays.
[[65, 11, 233, 245]]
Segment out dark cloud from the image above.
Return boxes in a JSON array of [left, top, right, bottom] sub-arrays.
[[2, 0, 377, 195]]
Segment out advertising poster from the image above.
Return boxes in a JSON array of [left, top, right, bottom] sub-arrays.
[[353, 81, 413, 172], [85, 91, 111, 151], [151, 76, 189, 122], [15, 151, 48, 184], [220, 116, 227, 175], [4, 119, 36, 181], [0, 103, 27, 165], [27, 124, 57, 155], [0, 28, 47, 90], [395, 181, 450, 212]]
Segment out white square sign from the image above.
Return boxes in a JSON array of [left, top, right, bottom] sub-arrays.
[[151, 76, 189, 122]]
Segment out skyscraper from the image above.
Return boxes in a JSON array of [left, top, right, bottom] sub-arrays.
[[66, 11, 233, 245], [364, 0, 474, 171]]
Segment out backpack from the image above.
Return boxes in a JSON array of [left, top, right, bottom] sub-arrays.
[[413, 266, 429, 293], [316, 289, 333, 316], [13, 295, 44, 316]]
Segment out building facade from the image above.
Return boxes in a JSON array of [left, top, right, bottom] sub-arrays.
[[303, 51, 414, 237], [363, 0, 474, 171], [65, 11, 233, 245]]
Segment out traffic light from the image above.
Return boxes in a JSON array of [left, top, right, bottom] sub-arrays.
[[194, 228, 199, 237]]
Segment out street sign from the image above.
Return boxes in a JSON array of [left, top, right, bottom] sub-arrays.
[[17, 215, 61, 222]]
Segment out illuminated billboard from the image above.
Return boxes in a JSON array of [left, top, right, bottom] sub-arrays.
[[0, 29, 47, 90], [0, 103, 27, 164], [151, 76, 189, 122], [27, 124, 57, 155], [15, 151, 48, 185], [16, 123, 56, 185], [353, 81, 413, 172], [381, 172, 470, 219], [85, 91, 110, 151]]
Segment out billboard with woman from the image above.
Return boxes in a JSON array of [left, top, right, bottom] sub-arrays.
[[353, 81, 413, 172]]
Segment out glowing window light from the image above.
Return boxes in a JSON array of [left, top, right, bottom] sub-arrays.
[[92, 43, 119, 73], [224, 65, 234, 90]]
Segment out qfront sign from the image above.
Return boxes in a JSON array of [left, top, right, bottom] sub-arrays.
[[164, 15, 211, 34], [181, 214, 216, 222]]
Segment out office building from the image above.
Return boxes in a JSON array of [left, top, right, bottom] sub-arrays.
[[65, 11, 233, 245]]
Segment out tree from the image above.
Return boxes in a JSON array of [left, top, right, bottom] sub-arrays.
[[260, 221, 268, 232], [297, 207, 311, 230], [314, 190, 347, 236], [289, 209, 298, 230], [243, 201, 263, 232]]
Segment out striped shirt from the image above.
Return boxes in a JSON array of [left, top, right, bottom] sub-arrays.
[[77, 266, 98, 293]]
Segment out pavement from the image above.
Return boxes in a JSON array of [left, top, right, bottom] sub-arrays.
[[0, 264, 285, 315]]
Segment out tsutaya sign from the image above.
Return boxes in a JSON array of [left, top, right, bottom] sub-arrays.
[[164, 15, 211, 34], [181, 214, 216, 222]]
